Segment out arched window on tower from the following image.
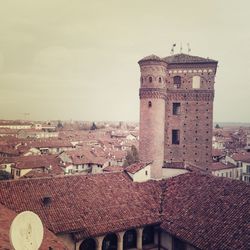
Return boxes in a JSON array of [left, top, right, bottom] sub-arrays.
[[192, 76, 201, 89], [148, 101, 152, 108], [173, 76, 181, 88], [159, 77, 162, 83], [149, 76, 153, 83]]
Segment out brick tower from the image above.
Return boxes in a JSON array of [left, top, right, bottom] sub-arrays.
[[138, 55, 166, 179], [138, 53, 218, 177]]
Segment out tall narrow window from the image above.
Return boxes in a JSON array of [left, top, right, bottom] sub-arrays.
[[173, 103, 181, 115], [149, 76, 152, 83], [192, 75, 201, 89], [173, 76, 181, 88], [172, 130, 180, 144], [159, 77, 162, 83]]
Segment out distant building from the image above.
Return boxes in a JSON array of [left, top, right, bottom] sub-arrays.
[[125, 162, 151, 182], [226, 152, 250, 183], [245, 134, 250, 152], [0, 121, 32, 130], [210, 161, 242, 180]]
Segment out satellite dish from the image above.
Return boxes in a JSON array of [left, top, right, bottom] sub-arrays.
[[10, 211, 44, 250]]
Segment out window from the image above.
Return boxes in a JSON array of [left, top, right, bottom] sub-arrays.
[[149, 76, 152, 83], [16, 170, 21, 176], [246, 165, 250, 173], [173, 76, 181, 88], [159, 77, 162, 83], [145, 170, 148, 176], [173, 103, 181, 115], [148, 101, 152, 108], [172, 130, 180, 145], [192, 75, 201, 89]]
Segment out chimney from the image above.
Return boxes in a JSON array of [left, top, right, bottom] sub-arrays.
[[42, 196, 52, 206]]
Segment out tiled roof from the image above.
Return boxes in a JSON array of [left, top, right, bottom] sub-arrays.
[[0, 173, 161, 239], [160, 173, 249, 250], [125, 162, 148, 174], [10, 155, 61, 171], [103, 166, 124, 172], [138, 53, 217, 66], [210, 162, 237, 171], [231, 152, 250, 163], [0, 203, 69, 249], [212, 148, 225, 157], [138, 54, 162, 63], [0, 172, 249, 250], [163, 53, 217, 64]]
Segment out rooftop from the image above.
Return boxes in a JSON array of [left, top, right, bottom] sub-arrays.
[[163, 53, 217, 64], [0, 172, 249, 249], [139, 53, 218, 65]]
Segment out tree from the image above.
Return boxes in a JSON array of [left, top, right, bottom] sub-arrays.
[[57, 120, 64, 129], [215, 124, 220, 129], [123, 145, 139, 166], [90, 122, 97, 130]]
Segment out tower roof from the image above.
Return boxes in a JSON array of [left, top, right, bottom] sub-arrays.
[[162, 53, 217, 64], [138, 54, 162, 63]]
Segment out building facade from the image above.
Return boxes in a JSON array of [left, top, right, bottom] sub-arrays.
[[139, 53, 218, 178]]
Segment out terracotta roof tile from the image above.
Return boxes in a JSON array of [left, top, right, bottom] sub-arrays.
[[125, 163, 148, 174], [231, 152, 250, 163], [0, 172, 249, 249], [163, 53, 217, 64], [210, 162, 237, 171]]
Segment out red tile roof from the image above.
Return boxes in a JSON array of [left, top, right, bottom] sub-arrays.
[[231, 152, 250, 163], [10, 155, 61, 171], [0, 173, 161, 239], [0, 203, 69, 249], [103, 166, 124, 172], [163, 53, 217, 64], [0, 172, 249, 250], [160, 173, 249, 250], [210, 162, 237, 171], [212, 148, 225, 157], [125, 163, 148, 174]]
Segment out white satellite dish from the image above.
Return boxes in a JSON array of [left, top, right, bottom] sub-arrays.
[[10, 211, 44, 250]]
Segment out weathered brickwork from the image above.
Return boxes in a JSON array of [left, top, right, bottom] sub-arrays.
[[138, 54, 218, 175]]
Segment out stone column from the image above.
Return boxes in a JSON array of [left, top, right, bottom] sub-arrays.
[[117, 231, 125, 250], [96, 236, 104, 250], [136, 228, 143, 250]]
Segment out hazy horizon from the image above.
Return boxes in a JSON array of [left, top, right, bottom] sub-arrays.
[[0, 0, 250, 122]]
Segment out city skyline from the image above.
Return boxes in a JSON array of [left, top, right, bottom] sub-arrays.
[[0, 0, 250, 122]]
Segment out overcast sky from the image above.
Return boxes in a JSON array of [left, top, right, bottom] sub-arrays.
[[0, 0, 249, 122]]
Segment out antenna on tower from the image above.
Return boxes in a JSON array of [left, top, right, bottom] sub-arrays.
[[187, 43, 191, 54], [171, 43, 176, 55], [180, 42, 183, 53]]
